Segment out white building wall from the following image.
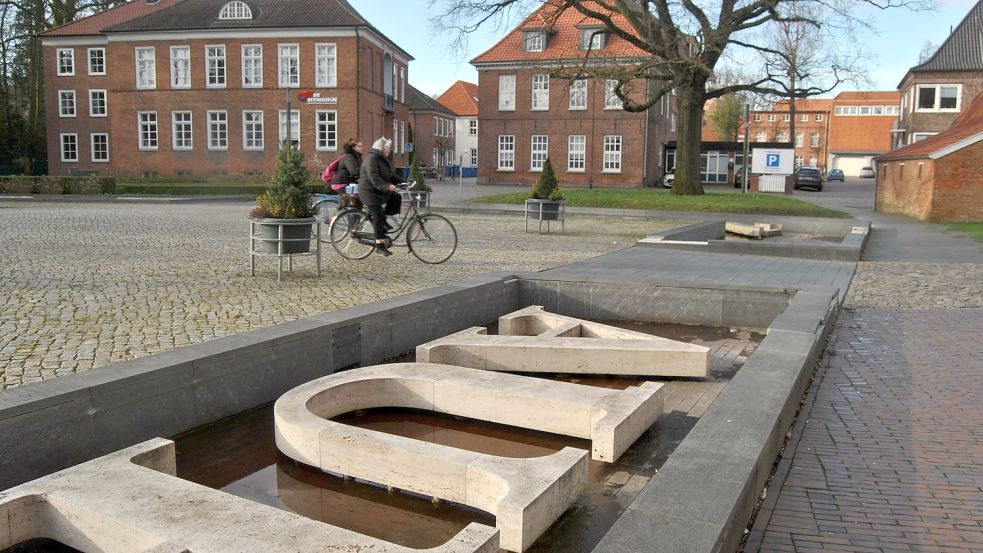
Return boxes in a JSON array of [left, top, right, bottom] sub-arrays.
[[455, 116, 478, 167]]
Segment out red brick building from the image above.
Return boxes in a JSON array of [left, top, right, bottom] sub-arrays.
[[743, 99, 832, 170], [828, 91, 900, 176], [875, 91, 983, 221], [436, 81, 480, 169], [40, 0, 412, 178], [895, 0, 983, 149], [470, 1, 675, 188], [407, 85, 457, 169]]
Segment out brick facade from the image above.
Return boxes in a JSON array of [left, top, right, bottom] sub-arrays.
[[877, 142, 983, 221], [897, 71, 983, 147], [741, 100, 831, 170], [475, 68, 673, 188], [43, 25, 411, 178]]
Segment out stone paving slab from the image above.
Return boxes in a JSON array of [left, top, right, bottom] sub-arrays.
[[0, 202, 684, 389]]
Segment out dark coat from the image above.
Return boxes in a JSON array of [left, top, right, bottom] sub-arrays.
[[358, 149, 400, 206], [330, 148, 361, 185]]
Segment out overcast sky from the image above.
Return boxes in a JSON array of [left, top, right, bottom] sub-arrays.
[[349, 0, 976, 99]]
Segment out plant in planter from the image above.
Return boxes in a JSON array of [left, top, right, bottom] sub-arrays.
[[249, 146, 318, 254], [526, 157, 565, 224], [406, 156, 433, 208]]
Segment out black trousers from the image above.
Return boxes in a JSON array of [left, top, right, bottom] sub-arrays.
[[366, 203, 386, 240]]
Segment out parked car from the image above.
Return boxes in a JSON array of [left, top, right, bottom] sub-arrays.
[[662, 171, 674, 189], [733, 165, 745, 188], [859, 166, 876, 178], [827, 169, 845, 182], [793, 166, 823, 191]]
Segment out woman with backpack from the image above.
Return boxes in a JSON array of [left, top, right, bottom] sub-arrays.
[[324, 138, 364, 194]]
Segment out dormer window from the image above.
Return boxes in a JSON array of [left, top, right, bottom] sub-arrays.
[[524, 31, 546, 52], [219, 1, 252, 20], [580, 27, 607, 50]]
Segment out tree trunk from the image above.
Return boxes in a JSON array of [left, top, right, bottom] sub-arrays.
[[672, 84, 706, 196]]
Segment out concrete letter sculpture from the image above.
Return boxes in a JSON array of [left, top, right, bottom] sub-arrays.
[[273, 363, 664, 551], [417, 305, 710, 377], [0, 439, 498, 553]]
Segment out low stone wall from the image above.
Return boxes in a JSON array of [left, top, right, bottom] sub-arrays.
[[0, 176, 116, 195]]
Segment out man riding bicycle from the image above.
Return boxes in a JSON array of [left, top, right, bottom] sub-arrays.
[[359, 137, 402, 257]]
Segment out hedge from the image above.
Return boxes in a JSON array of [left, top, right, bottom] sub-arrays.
[[0, 176, 116, 195]]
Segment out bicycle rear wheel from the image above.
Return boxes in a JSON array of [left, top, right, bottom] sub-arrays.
[[407, 214, 457, 264], [330, 210, 375, 260]]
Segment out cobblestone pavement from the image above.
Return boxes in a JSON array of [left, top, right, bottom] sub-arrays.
[[0, 202, 682, 389], [754, 267, 983, 552]]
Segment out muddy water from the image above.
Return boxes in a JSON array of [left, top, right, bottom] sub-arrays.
[[0, 540, 81, 553], [174, 321, 762, 552]]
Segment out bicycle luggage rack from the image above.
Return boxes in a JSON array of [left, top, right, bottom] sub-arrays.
[[249, 220, 322, 282]]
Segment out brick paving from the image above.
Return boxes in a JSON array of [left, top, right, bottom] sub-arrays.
[[753, 265, 983, 552], [0, 201, 682, 389]]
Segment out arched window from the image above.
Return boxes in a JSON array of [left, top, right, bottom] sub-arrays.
[[219, 1, 252, 20]]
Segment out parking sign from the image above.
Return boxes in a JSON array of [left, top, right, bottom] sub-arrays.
[[752, 148, 794, 175]]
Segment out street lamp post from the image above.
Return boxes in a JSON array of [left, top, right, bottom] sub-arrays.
[[742, 103, 750, 194]]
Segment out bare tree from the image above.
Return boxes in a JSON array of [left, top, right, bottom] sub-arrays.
[[917, 40, 936, 63], [430, 0, 931, 195]]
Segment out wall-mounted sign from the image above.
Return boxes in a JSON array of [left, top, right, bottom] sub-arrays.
[[297, 91, 338, 105], [751, 148, 794, 175]]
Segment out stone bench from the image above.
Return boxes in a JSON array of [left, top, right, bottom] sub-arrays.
[[273, 363, 664, 551]]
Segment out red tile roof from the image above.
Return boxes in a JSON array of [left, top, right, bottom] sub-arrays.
[[436, 81, 479, 116], [878, 90, 983, 161], [41, 0, 185, 36], [471, 1, 650, 65]]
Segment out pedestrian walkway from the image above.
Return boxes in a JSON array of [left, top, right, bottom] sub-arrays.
[[747, 182, 983, 553]]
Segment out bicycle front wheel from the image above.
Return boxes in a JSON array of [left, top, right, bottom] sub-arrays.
[[407, 214, 457, 264], [330, 210, 375, 260]]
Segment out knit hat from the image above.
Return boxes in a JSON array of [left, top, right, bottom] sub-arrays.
[[372, 137, 392, 151]]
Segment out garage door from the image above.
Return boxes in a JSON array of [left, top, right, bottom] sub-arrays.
[[831, 155, 871, 178]]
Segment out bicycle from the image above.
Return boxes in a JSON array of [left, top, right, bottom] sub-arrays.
[[328, 183, 458, 264], [311, 186, 359, 244]]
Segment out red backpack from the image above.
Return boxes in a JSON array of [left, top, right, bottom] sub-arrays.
[[320, 156, 344, 184]]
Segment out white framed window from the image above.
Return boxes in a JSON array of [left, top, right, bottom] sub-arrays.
[[241, 45, 263, 88], [316, 110, 337, 150], [752, 113, 762, 122], [172, 111, 193, 150], [470, 148, 477, 166], [783, 113, 791, 122], [138, 111, 158, 150], [800, 114, 808, 122], [89, 90, 106, 117], [278, 110, 300, 147], [87, 48, 105, 75], [602, 135, 622, 173], [912, 132, 937, 143], [498, 74, 516, 111], [795, 133, 804, 148], [243, 110, 264, 150], [219, 0, 252, 19], [810, 133, 820, 148], [777, 130, 789, 142], [399, 67, 406, 102], [469, 119, 477, 136], [278, 44, 299, 87], [816, 114, 824, 122], [524, 31, 546, 52], [569, 79, 587, 110], [59, 134, 78, 162], [206, 45, 226, 88], [135, 47, 156, 89], [604, 80, 622, 109], [315, 44, 337, 87], [207, 110, 228, 150], [531, 74, 549, 110], [885, 106, 900, 115], [767, 114, 776, 122], [497, 135, 515, 171], [530, 135, 548, 171], [580, 28, 606, 50], [794, 155, 804, 167], [873, 106, 884, 115], [433, 116, 439, 136], [916, 84, 960, 112], [567, 135, 586, 172], [671, 112, 676, 132], [57, 48, 74, 76], [170, 46, 190, 89], [90, 133, 109, 162], [58, 90, 76, 117], [755, 131, 767, 142], [860, 106, 871, 115]]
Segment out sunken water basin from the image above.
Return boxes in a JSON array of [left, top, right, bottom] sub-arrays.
[[171, 322, 763, 553]]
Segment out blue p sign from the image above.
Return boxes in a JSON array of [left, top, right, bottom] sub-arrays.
[[766, 153, 781, 168]]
